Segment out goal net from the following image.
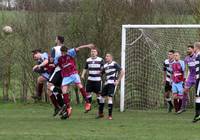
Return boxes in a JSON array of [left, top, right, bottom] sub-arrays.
[[120, 25, 200, 112]]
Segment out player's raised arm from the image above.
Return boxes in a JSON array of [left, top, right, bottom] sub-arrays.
[[75, 44, 95, 51]]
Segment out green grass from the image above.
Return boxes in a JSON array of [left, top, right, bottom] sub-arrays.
[[0, 103, 200, 140]]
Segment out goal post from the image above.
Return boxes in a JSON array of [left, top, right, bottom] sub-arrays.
[[120, 24, 200, 112]]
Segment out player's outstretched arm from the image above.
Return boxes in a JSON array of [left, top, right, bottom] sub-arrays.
[[76, 44, 95, 51], [33, 59, 49, 71]]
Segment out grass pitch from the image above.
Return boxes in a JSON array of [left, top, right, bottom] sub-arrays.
[[0, 103, 200, 140]]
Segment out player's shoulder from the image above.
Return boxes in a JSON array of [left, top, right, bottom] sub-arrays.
[[42, 52, 48, 57], [96, 57, 103, 61], [53, 45, 62, 50], [86, 57, 92, 62], [164, 59, 169, 64]]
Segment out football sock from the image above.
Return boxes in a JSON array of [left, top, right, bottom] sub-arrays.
[[99, 97, 105, 114], [56, 93, 64, 107], [80, 88, 89, 103], [63, 93, 70, 109], [178, 99, 182, 111], [174, 99, 179, 112], [37, 83, 43, 97], [50, 94, 59, 108], [108, 104, 113, 116]]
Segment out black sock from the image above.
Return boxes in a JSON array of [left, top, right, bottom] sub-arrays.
[[168, 100, 173, 107], [88, 97, 92, 104], [195, 103, 200, 116], [99, 103, 104, 114], [97, 98, 100, 105], [56, 94, 64, 107], [108, 104, 113, 116]]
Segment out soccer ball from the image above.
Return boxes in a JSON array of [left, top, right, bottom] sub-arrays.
[[2, 26, 13, 33]]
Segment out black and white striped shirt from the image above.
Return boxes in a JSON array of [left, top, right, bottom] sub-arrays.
[[195, 53, 200, 81], [103, 61, 121, 85], [85, 57, 104, 81], [163, 59, 174, 83]]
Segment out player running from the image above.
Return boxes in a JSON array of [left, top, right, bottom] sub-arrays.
[[177, 45, 196, 114], [171, 52, 185, 113], [58, 44, 95, 119], [97, 53, 124, 120], [192, 42, 200, 123], [81, 47, 104, 112], [32, 49, 50, 101], [163, 50, 175, 112]]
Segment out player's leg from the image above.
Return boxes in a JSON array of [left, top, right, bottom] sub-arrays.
[[97, 95, 105, 118], [32, 75, 47, 100], [193, 80, 200, 122], [97, 85, 108, 119], [180, 80, 194, 113], [164, 82, 173, 112], [172, 83, 179, 112], [47, 82, 61, 116], [107, 84, 115, 120], [52, 71, 64, 108], [94, 81, 102, 106], [176, 82, 184, 113], [86, 80, 93, 104], [73, 74, 91, 112], [48, 71, 64, 108], [61, 85, 72, 119], [47, 71, 63, 116]]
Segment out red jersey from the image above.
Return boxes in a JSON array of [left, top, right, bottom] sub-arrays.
[[58, 54, 78, 77], [172, 60, 185, 83]]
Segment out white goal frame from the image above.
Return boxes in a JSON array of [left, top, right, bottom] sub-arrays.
[[120, 24, 200, 112]]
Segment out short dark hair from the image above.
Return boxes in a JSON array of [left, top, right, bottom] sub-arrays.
[[60, 46, 68, 52], [32, 49, 42, 54], [168, 50, 175, 54], [57, 35, 64, 44], [187, 44, 194, 49]]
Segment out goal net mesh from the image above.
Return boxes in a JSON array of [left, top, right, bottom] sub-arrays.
[[124, 28, 200, 110]]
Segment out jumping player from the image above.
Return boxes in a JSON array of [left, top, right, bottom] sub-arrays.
[[58, 44, 95, 119], [47, 35, 65, 116], [163, 50, 175, 112], [97, 53, 124, 120], [192, 42, 200, 123], [81, 47, 104, 112], [177, 45, 196, 114], [171, 52, 185, 113], [32, 49, 49, 101]]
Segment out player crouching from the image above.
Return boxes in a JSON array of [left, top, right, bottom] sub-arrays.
[[58, 44, 94, 119], [171, 52, 185, 113]]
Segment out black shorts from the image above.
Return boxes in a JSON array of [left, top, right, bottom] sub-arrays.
[[165, 81, 172, 92], [49, 70, 62, 87], [102, 84, 116, 97], [86, 80, 101, 94], [196, 79, 200, 97]]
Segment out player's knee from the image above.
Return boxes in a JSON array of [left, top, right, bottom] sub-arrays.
[[108, 97, 113, 104], [173, 94, 178, 99], [47, 83, 53, 89], [100, 96, 105, 103], [37, 76, 43, 84], [77, 83, 83, 89], [62, 86, 69, 94]]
